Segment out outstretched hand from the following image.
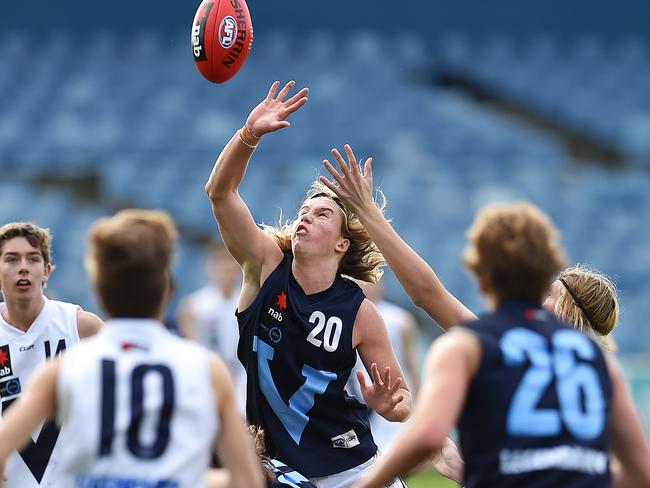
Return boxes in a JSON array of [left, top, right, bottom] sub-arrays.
[[357, 363, 405, 419], [432, 437, 465, 483], [245, 80, 309, 138], [319, 144, 375, 214]]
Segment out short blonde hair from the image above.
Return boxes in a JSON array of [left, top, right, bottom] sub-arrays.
[[87, 209, 177, 318], [463, 202, 567, 302], [262, 181, 386, 283], [556, 265, 619, 351]]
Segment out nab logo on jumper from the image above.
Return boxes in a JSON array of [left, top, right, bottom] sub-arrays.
[[0, 345, 13, 378]]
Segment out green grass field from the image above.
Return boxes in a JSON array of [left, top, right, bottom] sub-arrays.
[[405, 469, 461, 487]]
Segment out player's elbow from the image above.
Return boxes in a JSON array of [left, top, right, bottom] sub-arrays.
[[205, 179, 231, 203]]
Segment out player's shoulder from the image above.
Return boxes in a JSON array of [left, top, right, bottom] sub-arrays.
[[160, 328, 212, 356], [45, 297, 81, 315]]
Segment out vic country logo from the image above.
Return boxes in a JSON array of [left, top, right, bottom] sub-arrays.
[[0, 378, 21, 398], [276, 291, 287, 310], [0, 345, 13, 378], [218, 16, 237, 49]]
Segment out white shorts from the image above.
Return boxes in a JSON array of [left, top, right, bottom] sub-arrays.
[[309, 453, 405, 488]]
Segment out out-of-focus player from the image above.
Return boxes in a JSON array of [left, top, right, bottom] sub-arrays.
[[205, 80, 411, 487], [0, 210, 264, 488], [0, 222, 102, 487], [177, 240, 246, 414], [353, 202, 650, 487]]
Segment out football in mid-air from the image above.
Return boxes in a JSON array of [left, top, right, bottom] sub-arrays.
[[191, 0, 253, 83]]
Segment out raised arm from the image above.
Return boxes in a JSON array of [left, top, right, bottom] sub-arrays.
[[205, 81, 308, 307], [320, 146, 477, 329], [352, 299, 412, 422]]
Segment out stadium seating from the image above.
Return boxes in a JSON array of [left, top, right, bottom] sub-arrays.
[[0, 31, 649, 353]]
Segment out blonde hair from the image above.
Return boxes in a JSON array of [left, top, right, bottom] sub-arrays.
[[87, 209, 177, 318], [248, 426, 275, 486], [262, 181, 386, 283], [463, 202, 567, 302], [556, 265, 619, 351]]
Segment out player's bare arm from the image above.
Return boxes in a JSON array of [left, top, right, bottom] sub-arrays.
[[76, 310, 103, 339], [352, 299, 412, 422], [607, 354, 650, 488], [209, 354, 265, 488], [0, 359, 59, 473], [354, 330, 480, 488], [320, 145, 476, 329], [205, 80, 308, 310]]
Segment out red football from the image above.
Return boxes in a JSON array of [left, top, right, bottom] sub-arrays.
[[191, 0, 254, 83]]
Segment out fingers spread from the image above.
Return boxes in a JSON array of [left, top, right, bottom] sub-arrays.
[[356, 370, 368, 391], [362, 157, 373, 179], [319, 175, 339, 193], [267, 81, 280, 99], [384, 366, 391, 388], [283, 97, 308, 116], [331, 148, 352, 177], [370, 362, 384, 386], [323, 160, 343, 182], [277, 80, 296, 102], [285, 87, 309, 106], [344, 144, 358, 166]]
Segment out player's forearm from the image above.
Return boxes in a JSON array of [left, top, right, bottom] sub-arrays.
[[205, 129, 257, 201], [355, 205, 463, 327]]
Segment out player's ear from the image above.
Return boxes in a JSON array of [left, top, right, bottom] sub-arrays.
[[336, 238, 350, 254], [42, 263, 54, 288]]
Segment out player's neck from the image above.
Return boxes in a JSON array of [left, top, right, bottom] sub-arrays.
[[2, 293, 46, 332], [291, 256, 338, 295]]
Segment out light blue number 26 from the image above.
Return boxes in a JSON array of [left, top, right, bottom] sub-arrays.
[[500, 328, 605, 441]]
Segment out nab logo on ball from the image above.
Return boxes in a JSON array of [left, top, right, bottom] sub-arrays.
[[191, 0, 254, 83], [191, 1, 213, 62], [219, 16, 237, 49]]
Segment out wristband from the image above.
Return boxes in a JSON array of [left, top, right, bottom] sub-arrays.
[[238, 129, 258, 149]]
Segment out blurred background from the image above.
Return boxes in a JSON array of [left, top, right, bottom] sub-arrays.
[[1, 0, 649, 456]]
